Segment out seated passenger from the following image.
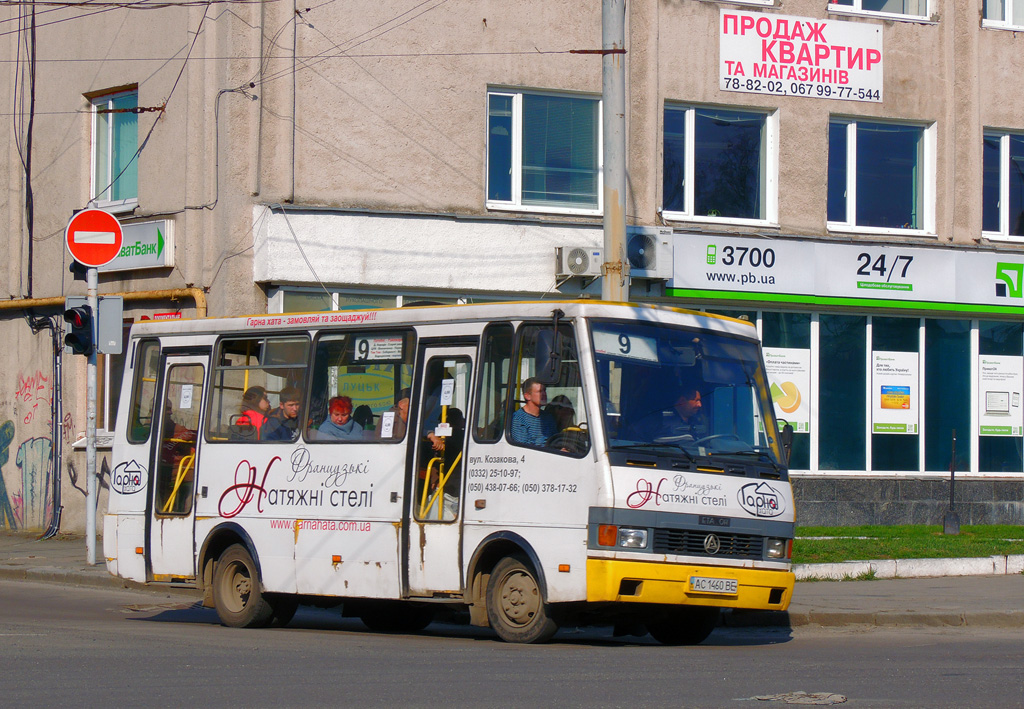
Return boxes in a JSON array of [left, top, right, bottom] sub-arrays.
[[317, 395, 364, 440], [232, 386, 270, 441], [510, 377, 557, 446], [261, 386, 302, 442], [353, 404, 374, 431], [545, 394, 575, 431], [376, 391, 410, 440]]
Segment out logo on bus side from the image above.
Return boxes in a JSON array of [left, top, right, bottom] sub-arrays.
[[737, 482, 785, 518], [111, 460, 147, 494]]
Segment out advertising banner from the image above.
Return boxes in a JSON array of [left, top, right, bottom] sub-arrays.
[[872, 351, 919, 434], [763, 347, 811, 432], [668, 233, 1024, 315], [720, 9, 883, 103], [978, 355, 1023, 436]]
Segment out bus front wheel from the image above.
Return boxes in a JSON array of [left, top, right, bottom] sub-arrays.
[[646, 606, 720, 645], [486, 555, 558, 644], [213, 544, 275, 628]]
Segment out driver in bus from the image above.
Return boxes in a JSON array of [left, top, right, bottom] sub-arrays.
[[629, 385, 707, 442], [510, 377, 558, 447]]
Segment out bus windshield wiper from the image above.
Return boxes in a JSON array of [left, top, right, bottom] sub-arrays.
[[610, 442, 697, 463]]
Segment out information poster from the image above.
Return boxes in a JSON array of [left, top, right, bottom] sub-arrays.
[[872, 351, 918, 434], [978, 355, 1023, 436], [763, 347, 810, 432]]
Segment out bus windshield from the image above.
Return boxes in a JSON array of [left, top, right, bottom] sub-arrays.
[[591, 319, 784, 467]]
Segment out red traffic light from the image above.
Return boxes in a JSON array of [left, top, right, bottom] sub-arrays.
[[63, 305, 94, 355]]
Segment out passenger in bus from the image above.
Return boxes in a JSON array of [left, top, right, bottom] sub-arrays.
[[261, 386, 302, 442], [316, 395, 364, 440], [353, 404, 374, 431], [545, 394, 575, 432], [233, 386, 270, 441], [510, 377, 557, 446], [375, 391, 410, 440]]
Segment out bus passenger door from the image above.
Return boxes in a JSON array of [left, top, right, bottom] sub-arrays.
[[148, 353, 207, 580], [405, 346, 474, 597]]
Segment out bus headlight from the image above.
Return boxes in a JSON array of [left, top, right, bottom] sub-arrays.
[[765, 538, 790, 559], [617, 528, 648, 549]]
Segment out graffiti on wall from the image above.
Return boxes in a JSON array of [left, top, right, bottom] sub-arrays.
[[0, 421, 17, 529], [15, 370, 51, 426]]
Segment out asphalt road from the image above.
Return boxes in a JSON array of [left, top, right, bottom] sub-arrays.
[[1, 580, 1021, 708]]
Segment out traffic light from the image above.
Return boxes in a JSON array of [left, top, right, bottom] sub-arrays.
[[64, 304, 94, 355]]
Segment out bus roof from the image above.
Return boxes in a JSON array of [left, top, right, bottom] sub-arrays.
[[126, 300, 758, 340]]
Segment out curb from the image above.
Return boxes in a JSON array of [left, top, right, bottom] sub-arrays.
[[0, 565, 197, 596], [795, 554, 1024, 581], [723, 608, 1024, 629]]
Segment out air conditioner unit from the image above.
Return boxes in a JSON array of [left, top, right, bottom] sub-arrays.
[[626, 226, 673, 279], [556, 246, 604, 278]]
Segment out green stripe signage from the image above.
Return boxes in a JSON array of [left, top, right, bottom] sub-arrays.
[[668, 233, 1024, 316]]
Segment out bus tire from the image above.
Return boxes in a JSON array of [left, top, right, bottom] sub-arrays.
[[646, 606, 720, 645], [213, 544, 274, 628], [267, 594, 299, 627], [486, 555, 558, 644]]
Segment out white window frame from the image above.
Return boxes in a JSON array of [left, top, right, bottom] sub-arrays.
[[701, 0, 774, 6], [660, 104, 779, 228], [982, 0, 1024, 29], [827, 118, 936, 237], [982, 130, 1024, 243], [89, 89, 138, 214], [828, 0, 933, 23], [485, 89, 603, 217]]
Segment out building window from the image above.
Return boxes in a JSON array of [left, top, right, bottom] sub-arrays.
[[982, 131, 1024, 240], [486, 90, 601, 215], [828, 118, 934, 234], [662, 105, 777, 225], [91, 90, 138, 208], [983, 0, 1024, 28], [829, 0, 929, 20]]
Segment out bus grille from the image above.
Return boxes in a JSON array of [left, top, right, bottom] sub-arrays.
[[652, 528, 764, 560]]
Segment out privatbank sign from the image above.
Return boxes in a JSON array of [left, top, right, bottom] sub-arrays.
[[98, 219, 174, 273]]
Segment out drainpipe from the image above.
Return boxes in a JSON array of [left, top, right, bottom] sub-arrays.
[[0, 287, 208, 317]]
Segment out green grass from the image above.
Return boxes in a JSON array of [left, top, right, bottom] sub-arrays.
[[792, 525, 1024, 565]]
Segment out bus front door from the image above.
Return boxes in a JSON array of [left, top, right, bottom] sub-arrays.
[[147, 354, 207, 581], [405, 347, 474, 597]]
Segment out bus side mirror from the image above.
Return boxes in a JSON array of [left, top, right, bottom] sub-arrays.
[[780, 422, 794, 465], [535, 330, 562, 386]]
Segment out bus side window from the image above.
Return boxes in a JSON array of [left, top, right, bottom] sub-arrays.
[[474, 323, 513, 442], [206, 336, 310, 443], [127, 340, 161, 443], [307, 330, 415, 443], [508, 323, 590, 456]]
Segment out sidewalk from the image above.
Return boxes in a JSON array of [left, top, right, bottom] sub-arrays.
[[1, 531, 1021, 629]]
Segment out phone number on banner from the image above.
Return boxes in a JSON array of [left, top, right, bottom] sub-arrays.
[[722, 75, 880, 102]]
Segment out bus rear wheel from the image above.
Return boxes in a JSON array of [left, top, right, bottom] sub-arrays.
[[646, 606, 720, 645], [486, 555, 558, 644], [213, 544, 275, 628]]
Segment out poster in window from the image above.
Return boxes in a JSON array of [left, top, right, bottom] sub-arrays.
[[978, 355, 1023, 436], [763, 347, 810, 432], [871, 351, 918, 434]]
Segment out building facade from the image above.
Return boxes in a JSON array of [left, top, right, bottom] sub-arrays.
[[2, 0, 1023, 533]]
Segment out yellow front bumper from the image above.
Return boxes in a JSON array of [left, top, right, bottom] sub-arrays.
[[587, 558, 794, 611]]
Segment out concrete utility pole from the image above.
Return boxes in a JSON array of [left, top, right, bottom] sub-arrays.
[[602, 0, 629, 302]]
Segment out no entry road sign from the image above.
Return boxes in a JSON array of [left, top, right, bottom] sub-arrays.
[[65, 208, 123, 268]]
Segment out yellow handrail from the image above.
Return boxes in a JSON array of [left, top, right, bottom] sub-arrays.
[[162, 445, 196, 514], [418, 451, 462, 520]]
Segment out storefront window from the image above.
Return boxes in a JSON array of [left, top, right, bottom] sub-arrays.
[[283, 291, 332, 312], [871, 316, 920, 471], [762, 312, 811, 470], [924, 320, 970, 471], [979, 321, 1024, 472], [819, 314, 866, 470]]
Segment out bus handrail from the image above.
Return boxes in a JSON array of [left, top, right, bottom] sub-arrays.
[[162, 448, 196, 514], [419, 451, 463, 520]]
